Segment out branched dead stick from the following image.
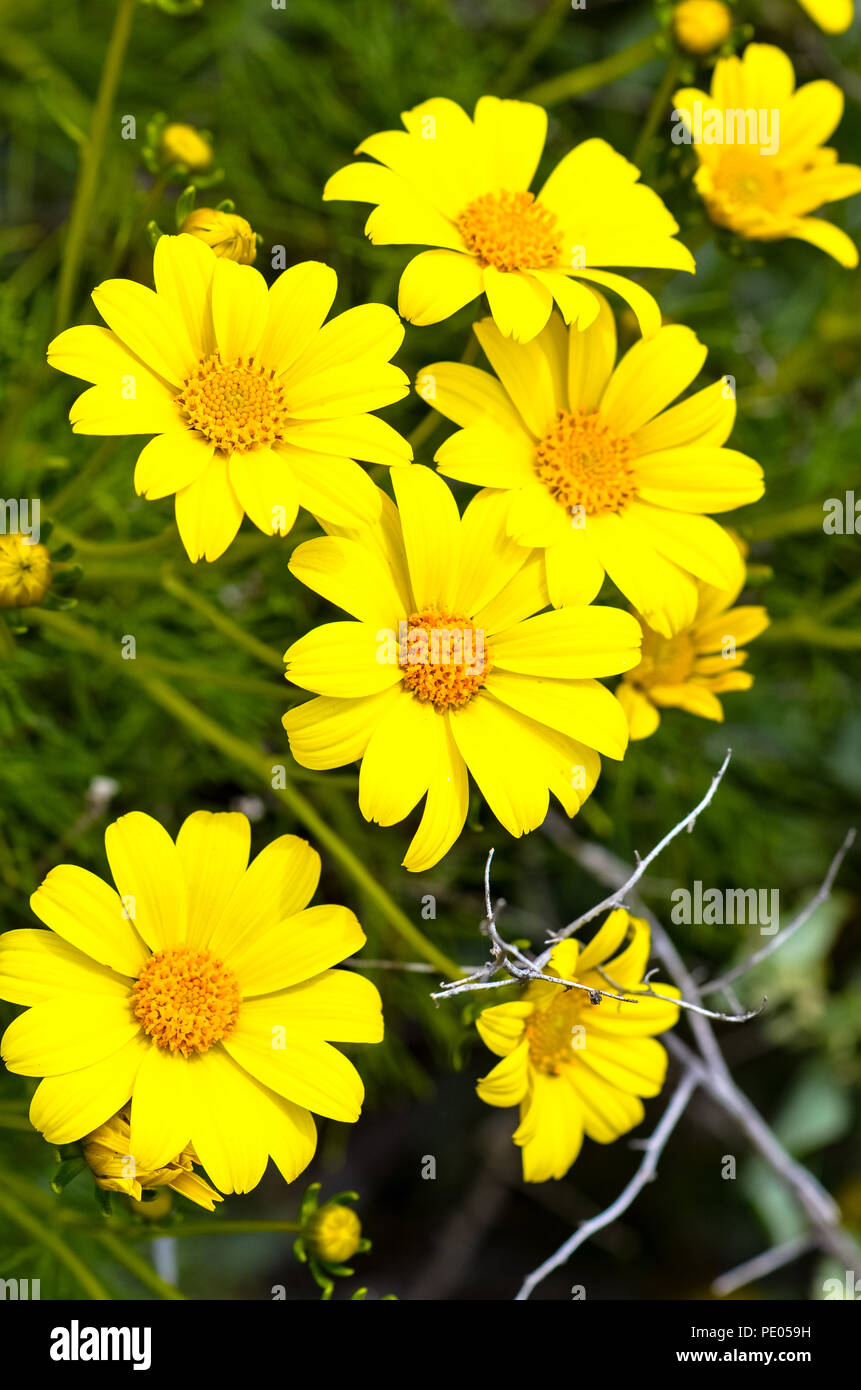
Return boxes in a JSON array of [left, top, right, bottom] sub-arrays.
[[515, 1070, 699, 1300], [664, 1034, 860, 1267], [538, 749, 733, 962], [711, 1234, 815, 1298], [596, 965, 765, 1024], [701, 827, 856, 995]]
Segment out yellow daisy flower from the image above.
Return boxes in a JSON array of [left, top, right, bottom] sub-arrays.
[[475, 911, 681, 1182], [0, 532, 53, 608], [82, 1108, 223, 1211], [796, 0, 852, 33], [47, 234, 412, 562], [421, 302, 764, 639], [618, 566, 770, 739], [324, 96, 695, 343], [0, 810, 383, 1194], [674, 44, 861, 267], [282, 466, 642, 872]]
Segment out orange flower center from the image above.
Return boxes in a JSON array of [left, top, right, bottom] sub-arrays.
[[699, 156, 785, 228], [526, 990, 589, 1076], [175, 352, 290, 452], [456, 190, 562, 272], [132, 947, 241, 1056], [535, 408, 636, 515], [632, 626, 696, 690], [399, 608, 490, 710]]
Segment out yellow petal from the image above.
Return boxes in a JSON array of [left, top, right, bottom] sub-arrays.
[[476, 1001, 534, 1057], [2, 994, 139, 1077], [600, 325, 707, 435], [485, 669, 629, 759], [288, 535, 406, 628], [174, 453, 244, 563], [229, 903, 366, 995], [257, 261, 337, 373], [29, 1035, 148, 1145], [398, 248, 484, 325], [416, 360, 524, 431], [484, 265, 554, 343], [617, 681, 661, 741], [134, 430, 214, 500], [476, 1039, 531, 1107], [473, 315, 562, 436], [0, 929, 131, 1006], [473, 96, 547, 189], [30, 865, 148, 976], [239, 970, 383, 1044], [392, 464, 461, 609], [359, 691, 436, 826], [285, 620, 401, 697], [277, 444, 382, 526], [491, 606, 641, 679], [635, 447, 764, 512], [104, 811, 188, 952], [208, 834, 321, 960], [211, 258, 269, 360], [284, 689, 402, 770], [402, 712, 469, 872], [129, 1043, 192, 1169], [175, 811, 251, 953], [92, 277, 195, 386], [153, 233, 216, 360], [224, 1027, 365, 1122], [228, 447, 300, 536], [282, 413, 412, 467]]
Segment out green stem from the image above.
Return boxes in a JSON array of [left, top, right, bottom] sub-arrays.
[[495, 0, 572, 97], [53, 524, 176, 558], [28, 608, 462, 978], [522, 32, 661, 107], [54, 0, 137, 333], [96, 1231, 186, 1299], [760, 618, 861, 649], [0, 1189, 110, 1300], [743, 503, 825, 541], [632, 53, 682, 169], [161, 569, 285, 672]]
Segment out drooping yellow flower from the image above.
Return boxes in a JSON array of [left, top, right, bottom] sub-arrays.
[[159, 123, 213, 173], [0, 533, 53, 608], [82, 1108, 222, 1211], [672, 0, 733, 54], [324, 96, 695, 343], [796, 0, 853, 33], [674, 44, 861, 267], [178, 208, 257, 264], [617, 565, 770, 738], [420, 302, 763, 639], [476, 911, 680, 1182], [282, 466, 642, 872], [0, 811, 383, 1194], [47, 235, 412, 562]]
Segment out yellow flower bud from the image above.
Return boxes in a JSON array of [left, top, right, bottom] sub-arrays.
[[0, 534, 52, 609], [178, 208, 257, 264], [82, 1110, 222, 1212], [672, 0, 733, 54], [306, 1203, 362, 1264], [159, 123, 213, 173]]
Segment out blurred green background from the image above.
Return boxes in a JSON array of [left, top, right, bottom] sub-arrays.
[[0, 0, 859, 1300]]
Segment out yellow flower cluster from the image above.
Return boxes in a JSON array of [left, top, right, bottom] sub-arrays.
[[12, 38, 855, 1189]]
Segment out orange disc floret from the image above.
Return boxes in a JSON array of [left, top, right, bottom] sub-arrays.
[[456, 190, 562, 272], [175, 352, 291, 452], [535, 408, 636, 515], [133, 947, 241, 1056], [399, 608, 490, 710]]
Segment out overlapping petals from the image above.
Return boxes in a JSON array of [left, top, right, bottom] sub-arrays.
[[475, 911, 680, 1181], [325, 96, 694, 342], [283, 466, 642, 870], [421, 302, 763, 638], [674, 44, 861, 266], [47, 235, 412, 562], [0, 811, 383, 1195]]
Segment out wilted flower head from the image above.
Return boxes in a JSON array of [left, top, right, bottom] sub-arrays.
[[0, 533, 52, 609], [82, 1109, 222, 1211], [179, 207, 257, 263]]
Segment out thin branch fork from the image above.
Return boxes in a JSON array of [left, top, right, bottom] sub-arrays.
[[515, 1070, 699, 1300]]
